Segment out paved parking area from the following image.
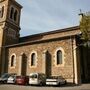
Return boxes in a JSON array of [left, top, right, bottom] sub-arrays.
[[0, 84, 90, 90]]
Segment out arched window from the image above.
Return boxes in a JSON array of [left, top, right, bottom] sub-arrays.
[[11, 55, 15, 67], [10, 7, 14, 19], [0, 7, 1, 17], [1, 6, 4, 17], [0, 6, 4, 18], [10, 54, 16, 68], [14, 10, 18, 21], [31, 53, 36, 66], [56, 50, 62, 65]]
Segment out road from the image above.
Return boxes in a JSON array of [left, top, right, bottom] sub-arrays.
[[0, 84, 90, 90]]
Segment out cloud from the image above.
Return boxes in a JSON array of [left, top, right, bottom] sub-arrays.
[[17, 0, 90, 36]]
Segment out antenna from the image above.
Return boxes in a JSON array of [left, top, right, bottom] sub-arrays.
[[79, 9, 82, 14], [78, 9, 84, 21], [78, 9, 83, 16]]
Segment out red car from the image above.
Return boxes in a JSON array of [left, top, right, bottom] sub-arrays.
[[15, 76, 29, 85]]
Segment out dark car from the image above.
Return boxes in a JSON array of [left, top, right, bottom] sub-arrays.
[[0, 73, 16, 84], [15, 76, 29, 85]]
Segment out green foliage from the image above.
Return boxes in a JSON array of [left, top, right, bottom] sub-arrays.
[[80, 14, 90, 41]]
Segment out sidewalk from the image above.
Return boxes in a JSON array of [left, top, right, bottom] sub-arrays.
[[0, 83, 90, 90], [60, 83, 90, 90]]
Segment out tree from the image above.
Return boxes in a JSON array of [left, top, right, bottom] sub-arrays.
[[79, 12, 90, 81], [80, 13, 90, 41]]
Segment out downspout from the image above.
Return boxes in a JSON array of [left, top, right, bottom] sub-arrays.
[[70, 36, 75, 84], [72, 36, 79, 84]]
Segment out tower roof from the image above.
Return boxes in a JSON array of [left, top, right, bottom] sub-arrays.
[[9, 0, 23, 8], [0, 0, 22, 8]]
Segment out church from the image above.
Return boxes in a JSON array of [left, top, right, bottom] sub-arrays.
[[0, 0, 90, 84]]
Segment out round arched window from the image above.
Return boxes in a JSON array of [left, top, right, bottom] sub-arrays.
[[14, 10, 18, 21], [10, 7, 14, 19], [11, 55, 15, 67], [56, 50, 62, 65], [31, 53, 36, 66], [0, 6, 4, 18], [10, 54, 16, 68]]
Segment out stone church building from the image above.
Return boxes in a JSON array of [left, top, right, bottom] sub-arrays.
[[0, 0, 90, 84]]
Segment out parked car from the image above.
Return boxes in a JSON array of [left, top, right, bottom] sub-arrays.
[[15, 76, 29, 85], [7, 74, 17, 84], [29, 73, 46, 86], [0, 73, 16, 84], [46, 76, 66, 86]]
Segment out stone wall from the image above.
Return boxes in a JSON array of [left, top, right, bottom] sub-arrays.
[[7, 36, 75, 83]]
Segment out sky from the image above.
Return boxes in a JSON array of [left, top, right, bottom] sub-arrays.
[[16, 0, 90, 37]]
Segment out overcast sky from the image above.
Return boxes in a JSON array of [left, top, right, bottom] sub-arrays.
[[16, 0, 90, 37]]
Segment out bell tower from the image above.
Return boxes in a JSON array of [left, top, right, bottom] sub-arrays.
[[0, 0, 22, 75]]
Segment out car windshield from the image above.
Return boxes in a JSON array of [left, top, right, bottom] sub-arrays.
[[9, 75, 15, 78], [48, 76, 64, 79], [30, 74, 37, 78], [1, 74, 9, 78], [16, 76, 22, 78]]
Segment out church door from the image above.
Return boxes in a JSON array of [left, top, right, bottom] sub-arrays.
[[46, 51, 52, 77], [19, 53, 27, 76]]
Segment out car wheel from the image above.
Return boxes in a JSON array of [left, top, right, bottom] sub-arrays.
[[25, 82, 29, 86], [58, 82, 61, 86], [43, 82, 46, 86], [40, 82, 43, 86], [4, 81, 7, 84], [0, 81, 3, 84], [64, 81, 67, 85]]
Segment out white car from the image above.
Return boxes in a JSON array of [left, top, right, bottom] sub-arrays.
[[29, 73, 46, 85], [46, 76, 66, 86], [7, 75, 16, 84]]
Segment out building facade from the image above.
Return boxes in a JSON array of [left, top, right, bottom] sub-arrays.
[[0, 0, 90, 84]]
